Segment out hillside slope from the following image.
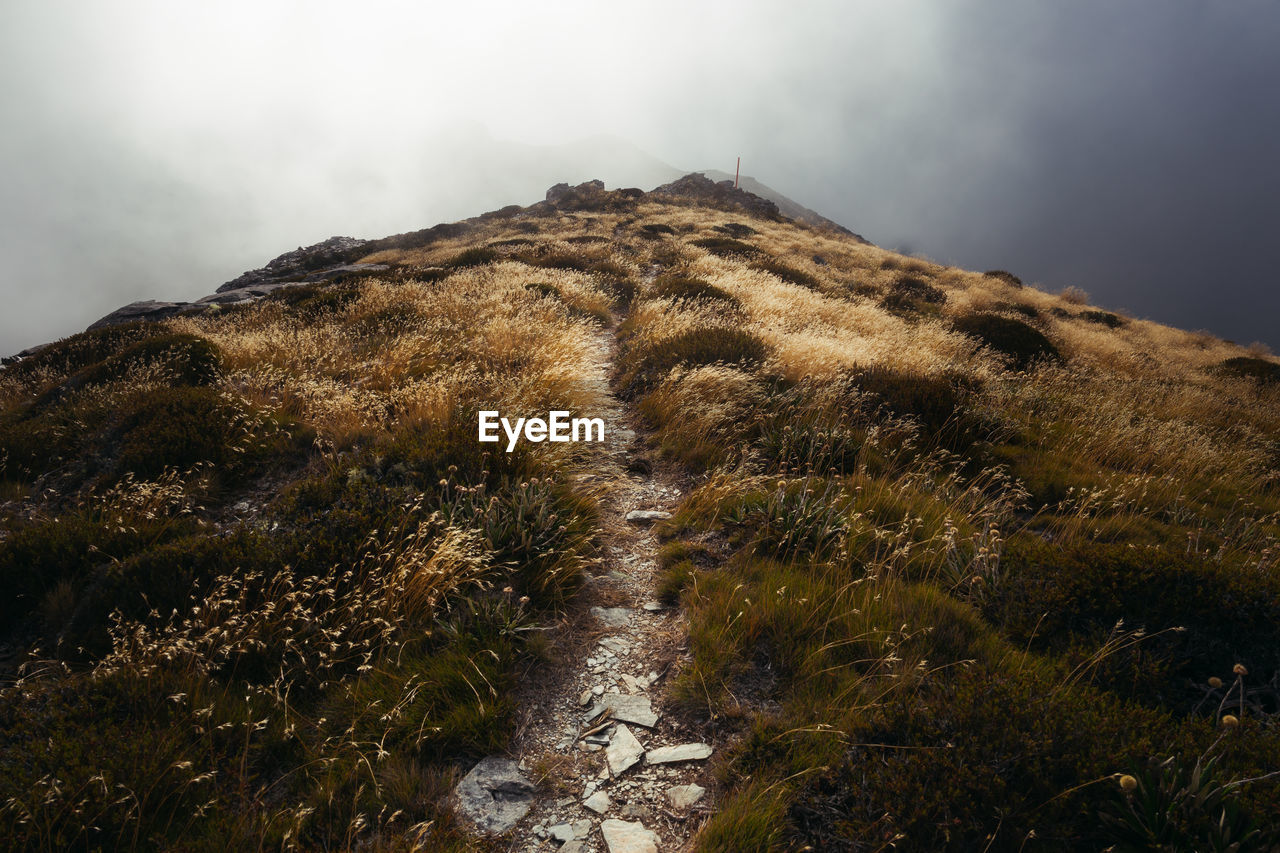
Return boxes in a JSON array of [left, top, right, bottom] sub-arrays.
[[1, 176, 1279, 851]]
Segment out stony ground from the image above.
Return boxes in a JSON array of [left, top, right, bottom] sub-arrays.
[[454, 324, 721, 853]]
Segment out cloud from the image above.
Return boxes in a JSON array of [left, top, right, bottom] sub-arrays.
[[1, 0, 1277, 353]]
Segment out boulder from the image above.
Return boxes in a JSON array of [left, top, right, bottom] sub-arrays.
[[452, 756, 536, 834]]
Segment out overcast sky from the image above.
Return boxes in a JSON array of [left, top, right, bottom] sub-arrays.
[[2, 0, 1277, 355]]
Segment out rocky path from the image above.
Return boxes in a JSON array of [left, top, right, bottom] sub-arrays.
[[453, 323, 717, 852]]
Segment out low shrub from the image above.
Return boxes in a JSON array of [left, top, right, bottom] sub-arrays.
[[995, 300, 1039, 319], [444, 246, 499, 269], [1220, 356, 1280, 385], [267, 281, 362, 317], [890, 275, 946, 305], [639, 223, 676, 238], [1081, 309, 1126, 328], [984, 269, 1024, 287], [714, 223, 757, 238], [984, 538, 1280, 697], [851, 366, 984, 447], [616, 327, 768, 397], [690, 236, 759, 258], [750, 258, 820, 290], [650, 275, 740, 308], [953, 313, 1062, 370], [787, 664, 1202, 851], [1, 321, 168, 391]]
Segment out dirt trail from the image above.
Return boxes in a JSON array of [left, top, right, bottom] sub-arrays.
[[500, 323, 715, 852]]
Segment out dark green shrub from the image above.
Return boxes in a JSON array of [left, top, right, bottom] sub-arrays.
[[444, 246, 499, 269], [565, 234, 608, 244], [890, 275, 946, 304], [953, 313, 1062, 370], [787, 665, 1196, 851], [489, 237, 534, 247], [650, 275, 740, 308], [750, 258, 820, 290], [0, 672, 219, 849], [268, 281, 361, 317], [111, 386, 244, 480], [851, 366, 983, 446], [2, 321, 168, 390], [617, 327, 769, 397], [1082, 309, 1126, 328], [640, 223, 676, 237], [714, 222, 757, 238], [0, 511, 193, 639], [984, 269, 1023, 287], [1221, 357, 1280, 385], [64, 528, 278, 658], [524, 281, 560, 299], [32, 333, 222, 411], [1101, 750, 1270, 851], [985, 538, 1280, 695], [690, 236, 759, 258], [996, 301, 1039, 319]]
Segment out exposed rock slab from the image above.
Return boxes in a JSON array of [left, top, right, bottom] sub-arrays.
[[600, 818, 659, 853], [646, 743, 712, 764], [586, 693, 659, 728], [590, 606, 633, 629], [452, 756, 535, 834], [86, 300, 200, 330], [625, 510, 671, 524], [606, 724, 644, 776]]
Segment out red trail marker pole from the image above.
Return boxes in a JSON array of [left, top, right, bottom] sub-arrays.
[[735, 156, 740, 188]]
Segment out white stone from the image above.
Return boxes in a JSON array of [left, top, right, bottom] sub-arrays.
[[585, 693, 659, 728], [600, 637, 630, 655], [666, 783, 706, 809], [600, 818, 659, 853], [625, 510, 671, 524], [606, 724, 644, 776], [549, 823, 575, 842], [591, 606, 633, 628], [646, 743, 713, 764], [584, 789, 611, 814]]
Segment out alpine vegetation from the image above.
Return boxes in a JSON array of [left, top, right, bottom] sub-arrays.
[[1, 175, 1277, 851]]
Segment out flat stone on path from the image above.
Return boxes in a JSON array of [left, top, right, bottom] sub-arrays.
[[452, 756, 535, 834], [606, 724, 645, 776], [584, 789, 611, 813], [601, 818, 659, 853], [591, 606, 633, 628], [646, 743, 713, 764], [586, 693, 659, 728], [625, 510, 671, 524], [667, 783, 706, 809]]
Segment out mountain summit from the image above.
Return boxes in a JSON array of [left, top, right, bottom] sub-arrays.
[[1, 177, 1278, 850]]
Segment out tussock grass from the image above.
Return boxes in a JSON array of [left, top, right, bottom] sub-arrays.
[[3, 185, 1278, 850]]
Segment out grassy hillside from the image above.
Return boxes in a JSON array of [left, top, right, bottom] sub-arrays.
[[1, 178, 1278, 850]]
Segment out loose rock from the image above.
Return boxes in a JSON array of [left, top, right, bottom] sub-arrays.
[[646, 743, 713, 764], [666, 783, 706, 809], [625, 510, 672, 525], [585, 694, 659, 728], [600, 818, 659, 853], [453, 756, 536, 834], [591, 606, 633, 628], [584, 789, 611, 814], [606, 725, 645, 777]]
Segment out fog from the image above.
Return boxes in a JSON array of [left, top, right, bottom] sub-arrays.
[[2, 0, 1277, 354]]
